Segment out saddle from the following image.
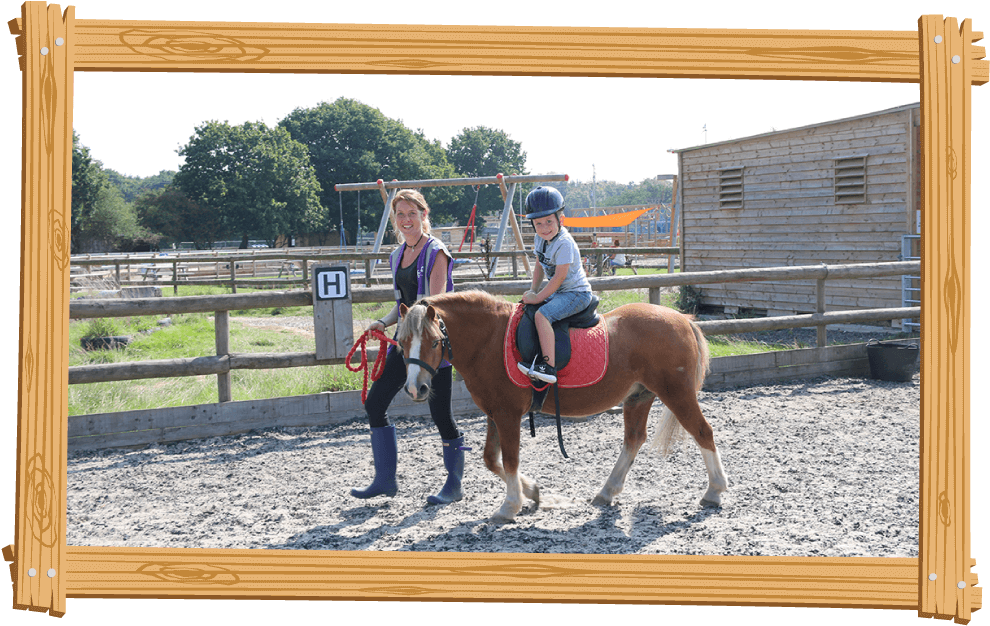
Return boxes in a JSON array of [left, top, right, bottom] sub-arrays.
[[515, 294, 600, 371], [504, 296, 608, 455]]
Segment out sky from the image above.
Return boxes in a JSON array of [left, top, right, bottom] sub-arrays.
[[71, 68, 922, 186]]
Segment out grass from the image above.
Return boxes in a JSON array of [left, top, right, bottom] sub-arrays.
[[66, 274, 808, 416]]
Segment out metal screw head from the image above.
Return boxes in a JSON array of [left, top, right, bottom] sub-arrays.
[[56, 37, 64, 46], [27, 568, 37, 577], [40, 47, 49, 55], [934, 35, 943, 43], [929, 573, 937, 581], [958, 581, 966, 589], [47, 569, 56, 578], [952, 55, 961, 64]]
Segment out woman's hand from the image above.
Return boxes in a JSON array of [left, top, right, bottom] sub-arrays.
[[368, 320, 386, 333]]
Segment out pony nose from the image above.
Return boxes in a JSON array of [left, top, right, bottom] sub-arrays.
[[404, 380, 431, 402]]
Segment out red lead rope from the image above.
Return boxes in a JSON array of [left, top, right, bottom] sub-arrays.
[[346, 329, 399, 404]]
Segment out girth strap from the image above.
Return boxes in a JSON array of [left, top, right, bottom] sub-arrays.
[[527, 382, 568, 459]]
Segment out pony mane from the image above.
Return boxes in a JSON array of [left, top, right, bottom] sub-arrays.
[[399, 290, 512, 341], [397, 302, 438, 344]]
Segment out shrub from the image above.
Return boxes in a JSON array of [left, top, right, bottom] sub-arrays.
[[81, 318, 122, 339]]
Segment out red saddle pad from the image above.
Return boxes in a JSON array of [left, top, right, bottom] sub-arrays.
[[503, 303, 609, 389]]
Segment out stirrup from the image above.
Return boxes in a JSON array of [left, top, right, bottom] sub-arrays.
[[517, 355, 540, 378]]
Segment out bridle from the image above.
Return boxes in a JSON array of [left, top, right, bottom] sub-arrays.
[[402, 317, 452, 378]]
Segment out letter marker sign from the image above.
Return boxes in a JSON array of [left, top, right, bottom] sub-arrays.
[[312, 264, 354, 360]]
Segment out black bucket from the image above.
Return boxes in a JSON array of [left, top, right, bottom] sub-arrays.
[[866, 339, 919, 382]]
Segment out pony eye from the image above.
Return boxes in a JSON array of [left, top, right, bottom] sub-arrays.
[[432, 340, 440, 348]]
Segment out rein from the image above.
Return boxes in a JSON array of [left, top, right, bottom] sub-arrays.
[[346, 329, 398, 404]]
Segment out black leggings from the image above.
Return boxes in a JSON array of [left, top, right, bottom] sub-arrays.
[[364, 347, 459, 440]]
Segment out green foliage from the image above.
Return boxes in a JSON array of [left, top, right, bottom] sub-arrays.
[[440, 126, 528, 224], [558, 177, 673, 211], [71, 131, 163, 253], [278, 97, 459, 240], [77, 184, 145, 252], [134, 185, 225, 249], [81, 318, 122, 339], [174, 120, 324, 248], [71, 131, 111, 252], [678, 285, 704, 314], [105, 169, 176, 203]]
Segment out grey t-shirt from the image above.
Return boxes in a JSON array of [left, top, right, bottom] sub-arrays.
[[534, 229, 592, 293]]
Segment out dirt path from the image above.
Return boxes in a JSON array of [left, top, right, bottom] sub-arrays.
[[67, 375, 918, 557]]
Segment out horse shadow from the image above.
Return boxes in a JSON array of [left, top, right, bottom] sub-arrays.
[[268, 501, 448, 551], [398, 498, 724, 554]]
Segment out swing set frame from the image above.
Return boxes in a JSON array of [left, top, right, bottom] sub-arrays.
[[335, 173, 569, 278]]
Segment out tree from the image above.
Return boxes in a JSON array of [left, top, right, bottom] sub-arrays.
[[135, 185, 224, 249], [105, 169, 176, 203], [71, 131, 109, 252], [77, 184, 142, 252], [174, 120, 324, 247], [444, 126, 528, 224], [279, 98, 459, 241]]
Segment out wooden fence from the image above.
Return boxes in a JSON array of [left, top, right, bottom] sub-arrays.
[[69, 246, 681, 292], [67, 260, 919, 449]]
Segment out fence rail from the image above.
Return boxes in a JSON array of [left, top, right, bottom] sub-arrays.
[[68, 261, 920, 394], [71, 246, 682, 291]]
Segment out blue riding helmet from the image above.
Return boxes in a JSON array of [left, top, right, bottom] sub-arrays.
[[524, 186, 565, 220]]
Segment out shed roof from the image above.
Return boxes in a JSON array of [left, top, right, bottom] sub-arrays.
[[668, 102, 920, 154]]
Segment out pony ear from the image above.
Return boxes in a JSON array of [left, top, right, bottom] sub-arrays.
[[399, 303, 409, 317], [426, 305, 437, 321]]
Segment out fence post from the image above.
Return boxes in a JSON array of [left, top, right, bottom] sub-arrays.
[[649, 287, 662, 306], [230, 262, 237, 294], [115, 262, 121, 287], [215, 310, 232, 402], [365, 258, 372, 288], [172, 261, 178, 295], [816, 278, 827, 347]]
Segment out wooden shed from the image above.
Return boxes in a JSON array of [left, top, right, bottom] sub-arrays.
[[670, 103, 921, 320]]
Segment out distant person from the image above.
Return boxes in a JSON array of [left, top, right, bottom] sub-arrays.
[[608, 239, 626, 269], [352, 189, 466, 505]]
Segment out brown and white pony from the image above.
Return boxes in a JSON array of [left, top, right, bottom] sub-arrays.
[[395, 290, 728, 523]]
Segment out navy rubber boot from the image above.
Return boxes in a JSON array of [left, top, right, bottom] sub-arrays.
[[427, 436, 466, 505], [350, 424, 398, 499]]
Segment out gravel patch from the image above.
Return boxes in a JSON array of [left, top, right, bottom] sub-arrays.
[[67, 375, 919, 557]]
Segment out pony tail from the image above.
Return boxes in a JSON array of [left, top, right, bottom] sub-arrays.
[[650, 406, 687, 457], [690, 321, 710, 391], [648, 321, 710, 456]]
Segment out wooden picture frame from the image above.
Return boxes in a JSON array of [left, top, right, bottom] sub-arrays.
[[3, 1, 985, 622]]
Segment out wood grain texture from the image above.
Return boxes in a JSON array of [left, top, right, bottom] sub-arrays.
[[4, 4, 984, 620], [12, 1, 72, 617], [918, 15, 978, 623]]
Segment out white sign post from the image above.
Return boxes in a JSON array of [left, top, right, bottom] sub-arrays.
[[312, 264, 353, 360]]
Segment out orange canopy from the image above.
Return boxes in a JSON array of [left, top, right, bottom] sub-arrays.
[[561, 208, 651, 228]]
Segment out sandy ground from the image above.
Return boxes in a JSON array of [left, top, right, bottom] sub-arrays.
[[67, 374, 919, 557]]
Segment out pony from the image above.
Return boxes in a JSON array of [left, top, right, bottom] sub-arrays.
[[395, 290, 728, 523]]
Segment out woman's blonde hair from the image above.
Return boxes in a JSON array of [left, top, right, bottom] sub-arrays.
[[390, 189, 432, 237]]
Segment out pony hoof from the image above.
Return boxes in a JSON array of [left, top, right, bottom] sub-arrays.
[[489, 513, 516, 524], [700, 491, 723, 508], [591, 494, 612, 507]]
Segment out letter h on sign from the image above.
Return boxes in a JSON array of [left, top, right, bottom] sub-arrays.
[[312, 264, 354, 360]]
